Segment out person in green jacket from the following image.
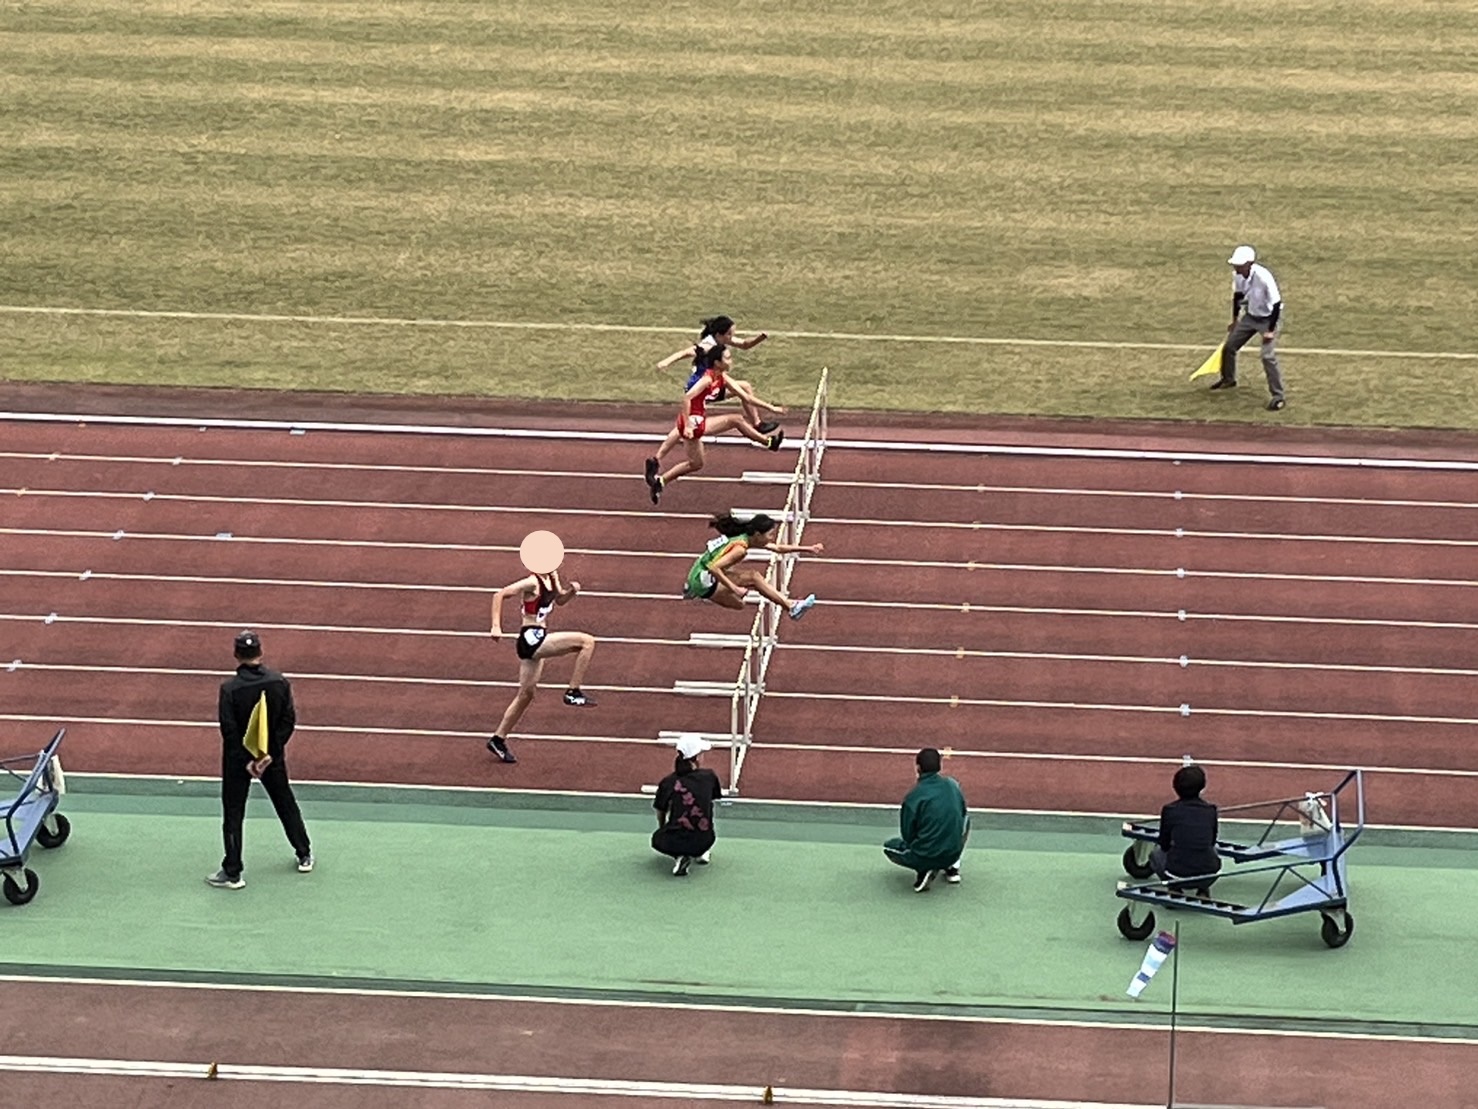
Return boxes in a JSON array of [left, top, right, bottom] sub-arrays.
[[883, 748, 970, 892]]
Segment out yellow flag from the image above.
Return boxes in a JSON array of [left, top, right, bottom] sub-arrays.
[[1188, 343, 1224, 381], [243, 691, 269, 759]]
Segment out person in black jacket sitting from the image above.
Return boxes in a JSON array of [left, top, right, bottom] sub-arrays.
[[1152, 763, 1220, 895]]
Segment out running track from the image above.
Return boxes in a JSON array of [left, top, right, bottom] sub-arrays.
[[2, 402, 1476, 1108], [2, 416, 1476, 824]]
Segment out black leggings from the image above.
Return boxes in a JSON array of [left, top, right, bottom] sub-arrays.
[[221, 752, 311, 877]]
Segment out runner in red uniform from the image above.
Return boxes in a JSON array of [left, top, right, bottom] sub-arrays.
[[486, 567, 596, 765], [643, 361, 785, 505], [656, 315, 780, 435]]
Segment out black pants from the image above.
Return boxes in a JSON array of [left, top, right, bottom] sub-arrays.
[[652, 827, 715, 860], [221, 751, 311, 878]]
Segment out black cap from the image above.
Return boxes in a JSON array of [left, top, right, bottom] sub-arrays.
[[234, 630, 262, 658]]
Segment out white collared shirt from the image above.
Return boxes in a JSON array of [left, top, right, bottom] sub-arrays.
[[1233, 263, 1281, 318]]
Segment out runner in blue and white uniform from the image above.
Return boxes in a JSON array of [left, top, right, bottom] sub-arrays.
[[656, 316, 781, 435]]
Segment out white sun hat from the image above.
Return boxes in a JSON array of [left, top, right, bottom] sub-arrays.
[[1227, 245, 1256, 265]]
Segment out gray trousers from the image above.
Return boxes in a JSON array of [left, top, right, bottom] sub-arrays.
[[1221, 314, 1285, 401]]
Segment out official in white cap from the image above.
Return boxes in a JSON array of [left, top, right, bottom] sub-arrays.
[[1213, 245, 1287, 411], [651, 735, 724, 877]]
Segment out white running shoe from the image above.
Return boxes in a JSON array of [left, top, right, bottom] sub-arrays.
[[696, 850, 711, 865], [206, 869, 245, 890], [788, 594, 816, 620], [297, 854, 315, 873]]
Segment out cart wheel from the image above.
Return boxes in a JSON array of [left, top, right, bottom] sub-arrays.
[[1122, 845, 1154, 880], [36, 813, 71, 849], [2, 869, 40, 906], [1117, 905, 1156, 941], [1320, 912, 1354, 949]]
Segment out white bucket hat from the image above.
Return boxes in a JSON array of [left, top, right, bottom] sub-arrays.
[[675, 734, 713, 760]]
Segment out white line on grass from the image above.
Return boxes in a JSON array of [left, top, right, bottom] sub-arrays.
[[3, 613, 1472, 678], [8, 663, 1476, 726], [3, 303, 1474, 360]]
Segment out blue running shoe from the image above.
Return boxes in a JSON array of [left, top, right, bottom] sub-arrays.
[[788, 594, 816, 620]]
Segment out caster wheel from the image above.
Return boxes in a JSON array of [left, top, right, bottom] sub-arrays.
[[1122, 844, 1154, 879], [1117, 905, 1156, 941], [36, 813, 71, 849], [1320, 912, 1354, 948], [3, 868, 40, 906]]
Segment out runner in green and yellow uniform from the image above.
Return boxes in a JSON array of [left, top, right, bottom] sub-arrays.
[[683, 513, 823, 620]]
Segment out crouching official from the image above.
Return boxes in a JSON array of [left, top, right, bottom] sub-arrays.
[[884, 747, 969, 893]]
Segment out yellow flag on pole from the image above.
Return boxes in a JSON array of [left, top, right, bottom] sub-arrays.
[[1189, 343, 1224, 381], [243, 691, 269, 759]]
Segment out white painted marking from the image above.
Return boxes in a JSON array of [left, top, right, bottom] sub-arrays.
[[10, 487, 1475, 549], [14, 716, 1478, 780], [110, 529, 124, 540], [9, 451, 1478, 510], [3, 303, 1472, 361], [5, 659, 19, 672], [0, 1054, 1152, 1108], [0, 975, 1472, 1046], [5, 568, 1478, 623], [6, 613, 1471, 678], [4, 411, 1478, 471], [13, 663, 1478, 726]]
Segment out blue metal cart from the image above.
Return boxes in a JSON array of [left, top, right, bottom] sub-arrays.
[[1, 728, 71, 906], [1115, 769, 1363, 949]]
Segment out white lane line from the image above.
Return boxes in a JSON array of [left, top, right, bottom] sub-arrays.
[[0, 976, 1473, 1047], [7, 571, 1478, 628], [5, 411, 1478, 471], [4, 302, 1474, 361], [16, 717, 1474, 778], [8, 664, 1477, 726], [2, 614, 1472, 678], [0, 1055, 1142, 1109], [4, 563, 1478, 604], [6, 495, 1477, 551], [6, 451, 1477, 511]]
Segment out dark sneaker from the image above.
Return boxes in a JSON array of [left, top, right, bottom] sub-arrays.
[[487, 736, 517, 764], [649, 476, 663, 505], [563, 689, 596, 707], [913, 869, 939, 893], [206, 869, 245, 890], [695, 850, 711, 865], [766, 430, 785, 452], [644, 457, 659, 485], [1267, 398, 1286, 411], [673, 856, 692, 877], [944, 866, 961, 885], [1209, 379, 1237, 390], [296, 854, 315, 873], [757, 420, 780, 435]]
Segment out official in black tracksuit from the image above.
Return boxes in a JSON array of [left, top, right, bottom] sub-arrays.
[[208, 630, 312, 889]]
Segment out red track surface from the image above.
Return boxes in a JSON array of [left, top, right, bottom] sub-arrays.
[[3, 404, 1476, 1108], [2, 416, 1475, 822], [1, 980, 1470, 1109]]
